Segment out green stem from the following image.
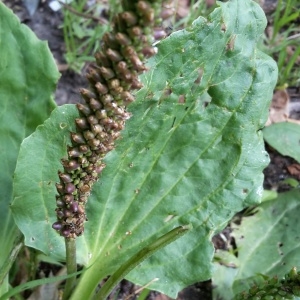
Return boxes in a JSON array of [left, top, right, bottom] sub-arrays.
[[63, 237, 77, 300], [94, 225, 191, 300]]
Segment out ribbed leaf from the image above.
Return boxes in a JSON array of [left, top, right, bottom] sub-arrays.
[[0, 1, 59, 289], [229, 189, 300, 296], [12, 0, 277, 298]]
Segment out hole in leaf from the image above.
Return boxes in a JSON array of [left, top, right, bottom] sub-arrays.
[[60, 122, 67, 129]]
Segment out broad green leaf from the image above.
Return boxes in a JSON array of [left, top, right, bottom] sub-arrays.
[[230, 189, 300, 296], [263, 122, 300, 163], [12, 0, 277, 298], [0, 1, 59, 289]]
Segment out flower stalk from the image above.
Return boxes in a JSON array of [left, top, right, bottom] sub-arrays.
[[52, 0, 165, 239]]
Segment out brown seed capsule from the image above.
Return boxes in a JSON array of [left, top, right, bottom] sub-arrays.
[[63, 209, 73, 218], [122, 46, 136, 58], [95, 82, 108, 95], [87, 115, 98, 125], [56, 183, 64, 195], [69, 201, 79, 213], [80, 88, 95, 102], [88, 155, 98, 163], [131, 78, 143, 89], [79, 145, 90, 154], [91, 124, 103, 134], [121, 11, 138, 26], [71, 132, 85, 144], [86, 69, 103, 85], [61, 228, 71, 237], [120, 91, 135, 103], [154, 28, 166, 40], [106, 48, 123, 62], [58, 172, 72, 183], [56, 199, 65, 208], [101, 117, 113, 126], [88, 138, 101, 148], [130, 55, 145, 71], [108, 79, 121, 90], [99, 67, 115, 80], [95, 51, 112, 67], [142, 46, 157, 57], [77, 204, 85, 214], [80, 184, 91, 193], [52, 222, 63, 231], [78, 156, 88, 165], [102, 94, 114, 105], [137, 1, 154, 23], [62, 159, 80, 172], [68, 147, 82, 158], [102, 32, 119, 50], [56, 209, 64, 219], [115, 32, 132, 46], [75, 118, 89, 130], [83, 130, 95, 141], [127, 26, 143, 38], [89, 98, 102, 111], [65, 183, 76, 194], [64, 194, 74, 204], [77, 103, 91, 116]]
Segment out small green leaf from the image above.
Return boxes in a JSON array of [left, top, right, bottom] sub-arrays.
[[231, 189, 300, 295], [263, 122, 300, 163], [0, 1, 59, 289]]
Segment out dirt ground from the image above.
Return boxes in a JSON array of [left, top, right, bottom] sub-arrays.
[[3, 0, 300, 299]]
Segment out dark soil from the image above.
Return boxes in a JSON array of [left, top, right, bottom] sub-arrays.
[[3, 0, 300, 299]]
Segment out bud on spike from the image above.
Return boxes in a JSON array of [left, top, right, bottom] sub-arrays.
[[70, 201, 79, 213], [89, 98, 102, 111], [80, 88, 95, 102], [83, 130, 95, 141], [71, 132, 85, 144], [77, 103, 91, 116], [121, 11, 138, 26], [95, 82, 108, 95], [127, 26, 143, 38], [62, 159, 80, 172], [58, 172, 72, 183], [79, 145, 90, 154], [64, 194, 74, 204], [65, 183, 76, 194], [115, 32, 132, 46], [87, 115, 98, 125], [56, 183, 64, 195], [61, 228, 71, 238], [52, 222, 63, 230], [95, 51, 112, 67], [106, 48, 123, 62], [68, 147, 82, 158], [75, 118, 89, 130], [99, 67, 115, 80], [102, 32, 119, 50]]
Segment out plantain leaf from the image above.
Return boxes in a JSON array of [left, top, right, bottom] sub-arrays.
[[12, 0, 277, 298], [263, 122, 300, 163], [227, 189, 300, 297], [0, 1, 59, 290]]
